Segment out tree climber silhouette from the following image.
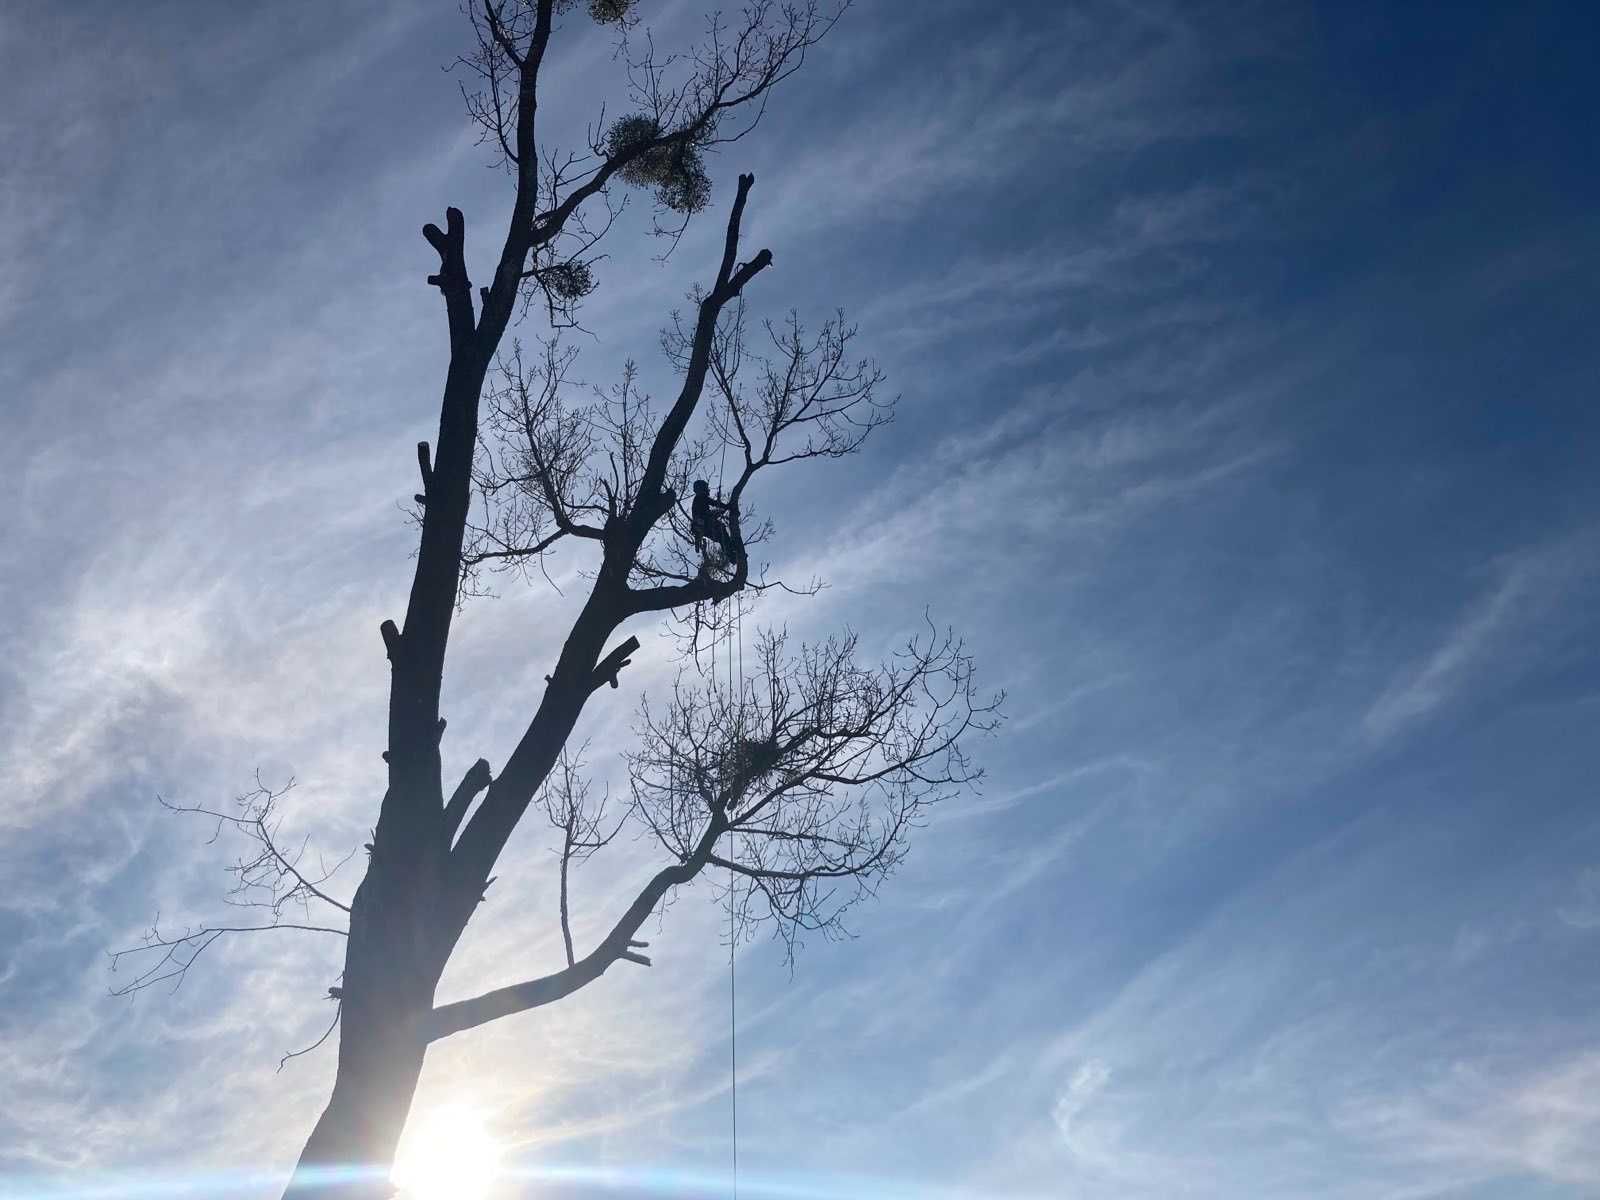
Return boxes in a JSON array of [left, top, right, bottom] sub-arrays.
[[690, 479, 744, 567]]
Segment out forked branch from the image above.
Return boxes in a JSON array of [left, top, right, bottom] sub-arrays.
[[448, 171, 773, 893], [430, 621, 998, 1034], [631, 621, 1001, 960], [539, 744, 626, 966]]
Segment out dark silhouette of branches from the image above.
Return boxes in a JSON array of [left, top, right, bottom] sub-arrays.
[[467, 295, 889, 656], [631, 621, 1000, 962], [539, 743, 627, 966], [117, 4, 1002, 1193], [455, 0, 839, 324], [109, 778, 352, 998], [426, 622, 995, 1039], [279, 1005, 343, 1074]]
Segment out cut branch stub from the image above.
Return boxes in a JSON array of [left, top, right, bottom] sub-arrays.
[[416, 441, 433, 494], [422, 207, 469, 289], [423, 206, 476, 349], [590, 636, 641, 693], [380, 620, 402, 662], [715, 173, 757, 289], [717, 248, 773, 305], [444, 757, 493, 844]]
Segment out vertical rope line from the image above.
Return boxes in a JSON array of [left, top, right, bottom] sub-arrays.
[[729, 552, 739, 1199], [715, 399, 739, 1199], [730, 860, 738, 1199], [732, 609, 740, 1198]]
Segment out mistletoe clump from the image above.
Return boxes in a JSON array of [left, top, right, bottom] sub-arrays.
[[606, 114, 714, 214], [557, 0, 635, 23], [538, 259, 595, 301]]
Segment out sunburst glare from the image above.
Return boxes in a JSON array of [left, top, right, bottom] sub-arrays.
[[392, 1105, 502, 1200]]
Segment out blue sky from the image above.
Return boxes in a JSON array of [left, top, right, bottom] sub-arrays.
[[2, 1, 1598, 1197]]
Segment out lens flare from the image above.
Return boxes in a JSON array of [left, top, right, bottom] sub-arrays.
[[391, 1105, 502, 1200], [0, 1159, 1054, 1200]]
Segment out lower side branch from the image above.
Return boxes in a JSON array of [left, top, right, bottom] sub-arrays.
[[426, 817, 721, 1041]]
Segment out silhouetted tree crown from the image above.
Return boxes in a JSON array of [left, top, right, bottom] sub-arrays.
[[111, 5, 1000, 1196]]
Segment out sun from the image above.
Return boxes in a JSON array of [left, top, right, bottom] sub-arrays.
[[392, 1104, 503, 1200]]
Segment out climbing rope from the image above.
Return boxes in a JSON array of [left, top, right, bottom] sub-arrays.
[[723, 544, 736, 1193], [715, 431, 740, 1200], [729, 854, 738, 1199]]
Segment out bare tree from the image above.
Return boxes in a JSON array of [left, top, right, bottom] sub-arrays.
[[112, 4, 998, 1196]]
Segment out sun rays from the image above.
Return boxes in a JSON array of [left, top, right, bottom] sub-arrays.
[[391, 1105, 503, 1200]]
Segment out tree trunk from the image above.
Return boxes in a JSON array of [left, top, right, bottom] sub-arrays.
[[282, 842, 453, 1198], [283, 1011, 428, 1199]]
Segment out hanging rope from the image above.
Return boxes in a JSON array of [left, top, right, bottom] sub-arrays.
[[733, 579, 742, 1200], [729, 857, 738, 1199], [714, 425, 740, 1200]]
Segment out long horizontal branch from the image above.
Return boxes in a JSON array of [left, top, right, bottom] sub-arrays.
[[624, 557, 749, 614], [463, 536, 567, 566], [108, 921, 348, 998], [428, 816, 724, 1041], [116, 921, 350, 946], [706, 852, 876, 883]]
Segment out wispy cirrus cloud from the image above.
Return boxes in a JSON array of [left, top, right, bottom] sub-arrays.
[[3, 1, 1599, 1197], [1363, 529, 1600, 742]]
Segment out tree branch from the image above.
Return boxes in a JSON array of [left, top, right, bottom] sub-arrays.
[[624, 556, 748, 615], [444, 758, 494, 845], [627, 624, 1000, 960], [589, 635, 640, 694], [632, 173, 772, 523], [109, 920, 347, 998], [423, 206, 476, 352], [428, 816, 723, 1041], [448, 176, 774, 897]]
